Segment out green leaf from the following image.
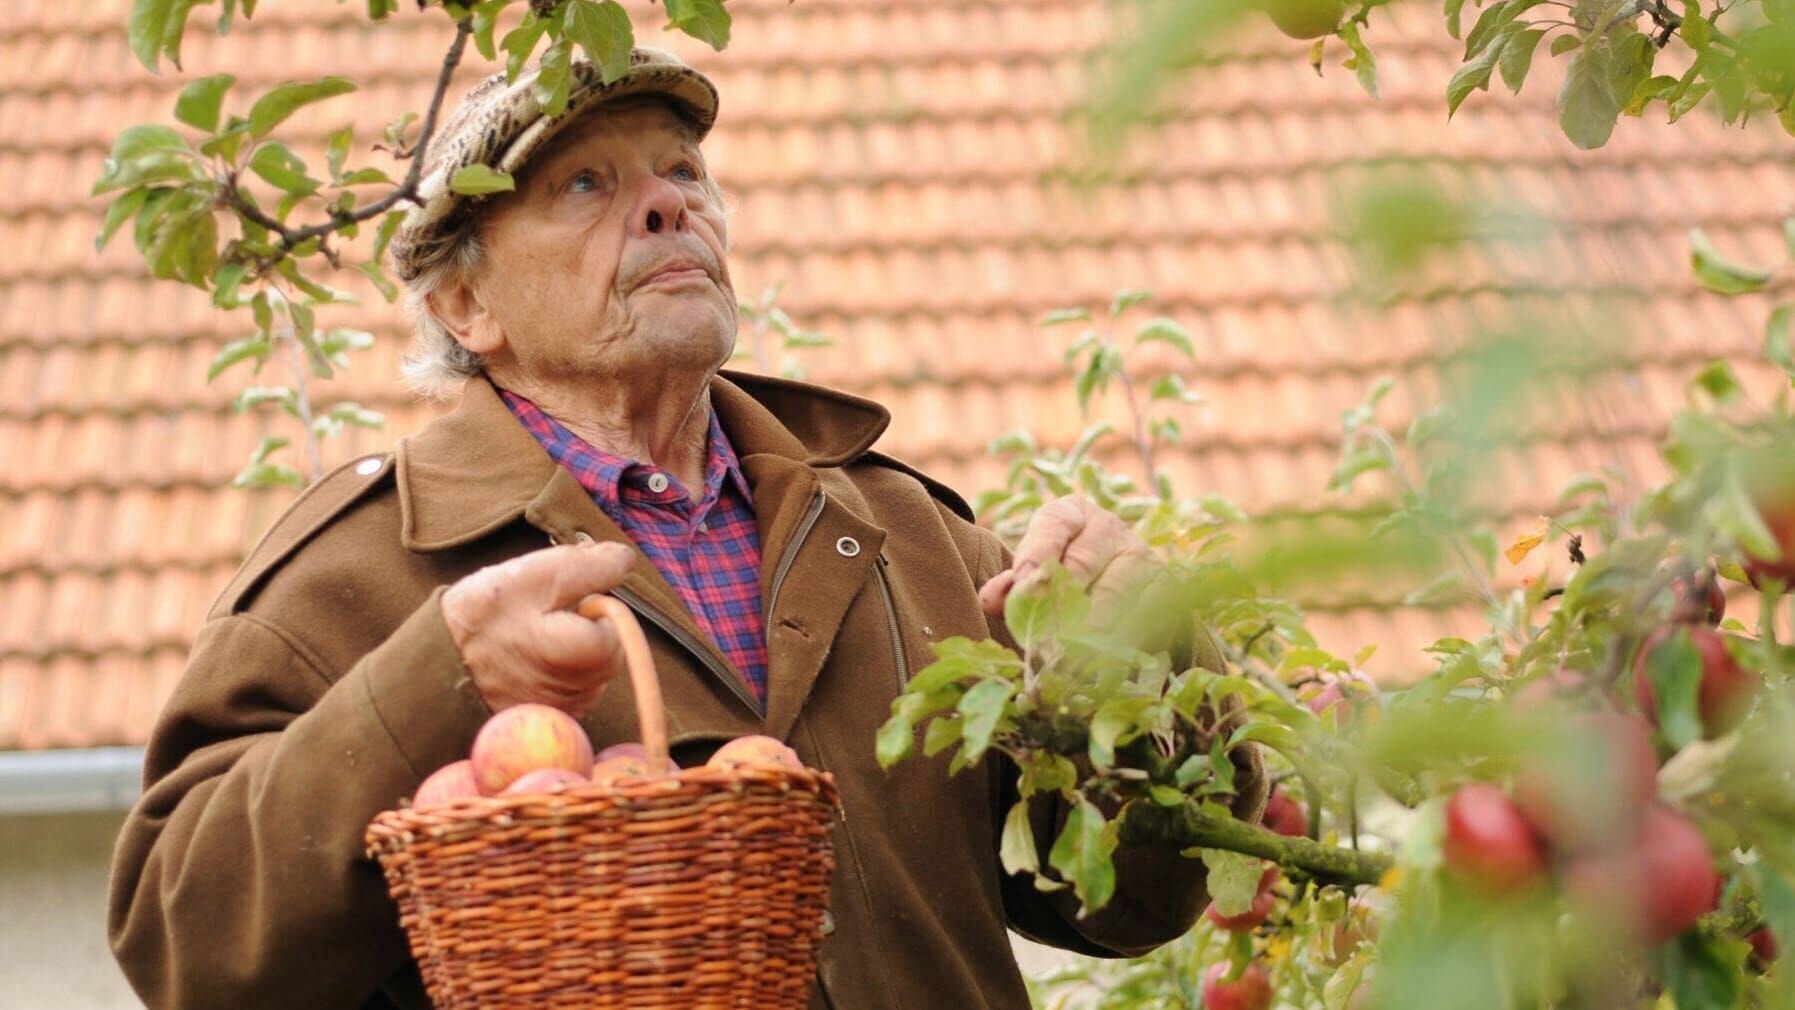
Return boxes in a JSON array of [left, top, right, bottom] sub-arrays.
[[1000, 801, 1040, 875], [664, 0, 731, 52], [1690, 358, 1743, 403], [1551, 33, 1581, 55], [210, 261, 249, 308], [96, 189, 151, 253], [564, 0, 636, 82], [1690, 228, 1775, 295], [234, 385, 300, 417], [1134, 317, 1194, 359], [1049, 798, 1117, 914], [1659, 932, 1743, 1010], [1041, 307, 1092, 327], [449, 164, 517, 196], [1767, 306, 1795, 381], [1643, 627, 1705, 749], [535, 38, 574, 116], [1682, 0, 1711, 50], [1088, 696, 1155, 768], [1446, 0, 1469, 37], [231, 459, 303, 489], [1329, 444, 1391, 492], [1148, 373, 1202, 404], [1448, 33, 1508, 117], [875, 704, 919, 768], [1200, 848, 1264, 916], [207, 334, 272, 381], [1499, 28, 1545, 93], [128, 0, 179, 71], [249, 435, 290, 465], [502, 15, 550, 80], [175, 74, 236, 132], [1463, 1, 1513, 60], [922, 716, 964, 758], [956, 679, 1017, 765], [1558, 42, 1624, 149], [247, 78, 356, 139], [247, 143, 319, 197], [1109, 288, 1154, 318], [94, 125, 195, 195], [1340, 21, 1380, 98]]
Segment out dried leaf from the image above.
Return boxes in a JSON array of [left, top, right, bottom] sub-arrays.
[[1504, 515, 1550, 565]]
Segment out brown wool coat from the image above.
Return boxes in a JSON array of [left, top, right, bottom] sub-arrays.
[[107, 371, 1265, 1010]]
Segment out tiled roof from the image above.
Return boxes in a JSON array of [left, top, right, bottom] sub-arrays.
[[2, 0, 1791, 750]]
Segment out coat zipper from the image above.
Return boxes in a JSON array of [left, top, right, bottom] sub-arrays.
[[608, 583, 762, 715], [766, 490, 827, 625], [872, 552, 909, 691]]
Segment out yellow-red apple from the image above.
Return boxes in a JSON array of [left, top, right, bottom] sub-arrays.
[[470, 703, 595, 794], [413, 759, 483, 808]]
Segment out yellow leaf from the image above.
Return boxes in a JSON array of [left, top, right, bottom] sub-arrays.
[[1378, 866, 1403, 891], [1504, 515, 1550, 565], [1265, 935, 1292, 963]]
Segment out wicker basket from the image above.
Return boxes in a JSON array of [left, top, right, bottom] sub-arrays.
[[366, 595, 841, 1009]]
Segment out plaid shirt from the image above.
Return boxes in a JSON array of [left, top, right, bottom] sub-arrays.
[[499, 388, 769, 703]]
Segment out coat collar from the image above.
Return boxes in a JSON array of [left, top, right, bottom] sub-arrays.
[[396, 369, 891, 552]]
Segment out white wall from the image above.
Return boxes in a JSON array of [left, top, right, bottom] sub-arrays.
[[0, 812, 142, 1010]]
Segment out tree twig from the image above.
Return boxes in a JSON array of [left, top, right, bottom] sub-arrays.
[[226, 17, 473, 260], [1119, 799, 1395, 887]]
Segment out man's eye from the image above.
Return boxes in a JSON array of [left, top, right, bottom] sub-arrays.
[[567, 170, 598, 193], [671, 164, 699, 182]]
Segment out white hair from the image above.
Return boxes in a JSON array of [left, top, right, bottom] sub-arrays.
[[400, 230, 489, 402], [398, 97, 731, 403]]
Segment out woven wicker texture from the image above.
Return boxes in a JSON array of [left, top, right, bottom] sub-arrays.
[[364, 595, 840, 1008], [366, 768, 839, 1009]]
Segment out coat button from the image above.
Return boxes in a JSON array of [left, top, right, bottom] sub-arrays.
[[835, 537, 860, 558], [819, 909, 836, 936], [354, 456, 382, 476]]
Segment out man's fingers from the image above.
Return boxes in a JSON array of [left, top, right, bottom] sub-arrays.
[[501, 541, 635, 611], [979, 569, 1018, 617], [1009, 497, 1091, 575], [1089, 543, 1159, 617], [532, 610, 623, 677]]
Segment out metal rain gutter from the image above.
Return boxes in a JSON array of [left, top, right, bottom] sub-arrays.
[[0, 747, 144, 815]]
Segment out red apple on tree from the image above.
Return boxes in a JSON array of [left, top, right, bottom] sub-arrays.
[[1740, 451, 1795, 587], [1202, 961, 1273, 1010], [1514, 712, 1658, 852], [1204, 866, 1280, 931], [1565, 806, 1720, 946], [1633, 626, 1757, 738], [469, 703, 596, 794], [1443, 784, 1548, 894], [1261, 788, 1309, 838]]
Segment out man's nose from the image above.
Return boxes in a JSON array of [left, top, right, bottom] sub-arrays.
[[632, 175, 688, 237]]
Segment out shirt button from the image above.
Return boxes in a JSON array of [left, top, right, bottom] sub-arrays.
[[646, 473, 670, 493], [573, 531, 594, 544], [697, 521, 709, 533]]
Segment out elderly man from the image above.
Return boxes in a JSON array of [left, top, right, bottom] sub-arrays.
[[108, 48, 1263, 1010]]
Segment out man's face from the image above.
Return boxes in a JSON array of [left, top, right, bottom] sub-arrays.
[[455, 99, 737, 387]]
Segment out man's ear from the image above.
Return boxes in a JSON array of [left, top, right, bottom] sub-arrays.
[[424, 274, 504, 356]]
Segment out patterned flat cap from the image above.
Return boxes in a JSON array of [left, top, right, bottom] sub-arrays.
[[388, 46, 719, 283]]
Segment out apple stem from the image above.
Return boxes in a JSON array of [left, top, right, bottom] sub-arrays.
[[576, 594, 670, 775]]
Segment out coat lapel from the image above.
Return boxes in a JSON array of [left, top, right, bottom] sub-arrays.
[[397, 371, 899, 737]]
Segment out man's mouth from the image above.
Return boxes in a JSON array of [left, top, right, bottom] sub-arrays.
[[639, 259, 710, 288]]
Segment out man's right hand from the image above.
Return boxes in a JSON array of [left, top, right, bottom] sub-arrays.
[[440, 540, 634, 716]]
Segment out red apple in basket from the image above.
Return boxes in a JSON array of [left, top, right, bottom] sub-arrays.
[[707, 734, 803, 770], [470, 703, 595, 794], [413, 759, 483, 808], [502, 767, 591, 795]]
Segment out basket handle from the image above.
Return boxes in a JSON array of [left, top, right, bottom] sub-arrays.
[[574, 594, 669, 774]]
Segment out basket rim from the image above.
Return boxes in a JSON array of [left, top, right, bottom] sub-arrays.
[[365, 764, 839, 854]]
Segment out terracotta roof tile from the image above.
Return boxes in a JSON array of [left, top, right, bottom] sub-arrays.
[[2, 0, 1792, 747]]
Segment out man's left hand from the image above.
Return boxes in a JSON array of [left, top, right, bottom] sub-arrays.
[[978, 495, 1157, 623]]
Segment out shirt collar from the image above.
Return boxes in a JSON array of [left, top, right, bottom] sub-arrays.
[[496, 387, 752, 514]]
